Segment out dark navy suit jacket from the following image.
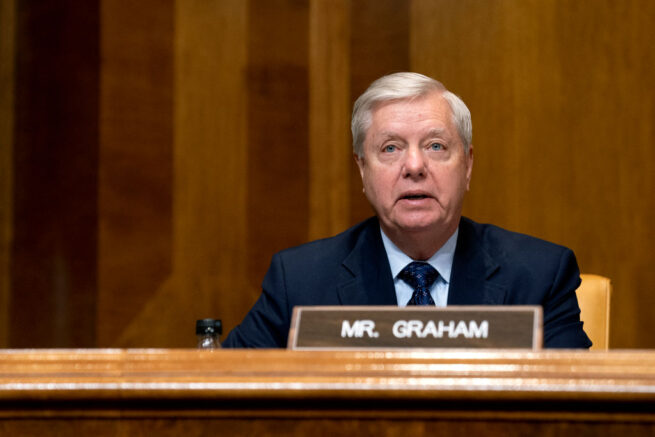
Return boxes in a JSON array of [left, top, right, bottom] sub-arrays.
[[223, 216, 591, 349]]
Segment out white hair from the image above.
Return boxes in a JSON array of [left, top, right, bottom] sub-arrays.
[[351, 72, 472, 157]]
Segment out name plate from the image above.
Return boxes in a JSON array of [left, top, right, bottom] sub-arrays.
[[287, 306, 542, 350]]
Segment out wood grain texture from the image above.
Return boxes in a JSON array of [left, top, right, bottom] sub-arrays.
[[111, 0, 251, 348], [2, 0, 655, 349], [247, 0, 310, 289], [1, 348, 655, 437], [0, 419, 653, 437], [3, 349, 655, 399], [98, 0, 174, 346], [308, 0, 351, 241], [0, 0, 15, 347], [411, 0, 655, 348], [10, 0, 99, 347]]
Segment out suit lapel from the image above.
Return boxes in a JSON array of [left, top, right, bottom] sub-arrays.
[[334, 217, 506, 306], [337, 219, 397, 306], [448, 218, 507, 305]]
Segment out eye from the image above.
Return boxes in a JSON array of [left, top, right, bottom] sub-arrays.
[[383, 144, 397, 153], [429, 142, 444, 151]]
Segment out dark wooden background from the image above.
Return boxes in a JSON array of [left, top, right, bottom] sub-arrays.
[[1, 0, 654, 349]]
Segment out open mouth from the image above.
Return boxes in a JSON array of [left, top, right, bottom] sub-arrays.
[[401, 194, 430, 200]]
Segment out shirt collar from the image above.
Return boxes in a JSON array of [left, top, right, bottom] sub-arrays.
[[380, 226, 459, 283]]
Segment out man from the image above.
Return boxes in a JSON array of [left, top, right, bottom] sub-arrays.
[[223, 72, 591, 349]]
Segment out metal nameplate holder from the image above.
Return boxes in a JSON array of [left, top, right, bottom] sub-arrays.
[[287, 306, 543, 350]]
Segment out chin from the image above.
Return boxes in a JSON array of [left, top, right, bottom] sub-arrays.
[[395, 216, 445, 234]]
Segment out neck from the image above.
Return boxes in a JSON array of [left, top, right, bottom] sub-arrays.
[[382, 223, 458, 261]]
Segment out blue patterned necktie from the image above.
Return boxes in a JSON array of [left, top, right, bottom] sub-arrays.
[[399, 262, 438, 306]]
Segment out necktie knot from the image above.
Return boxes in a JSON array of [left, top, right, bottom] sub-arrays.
[[399, 262, 438, 306]]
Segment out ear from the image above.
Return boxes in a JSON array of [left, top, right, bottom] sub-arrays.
[[465, 144, 474, 190], [354, 153, 365, 180]]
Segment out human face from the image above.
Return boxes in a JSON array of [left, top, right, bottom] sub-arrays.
[[355, 92, 473, 242]]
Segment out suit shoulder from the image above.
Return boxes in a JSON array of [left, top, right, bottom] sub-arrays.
[[275, 217, 378, 267], [460, 217, 572, 259]]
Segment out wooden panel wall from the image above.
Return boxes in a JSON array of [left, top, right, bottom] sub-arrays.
[[2, 0, 654, 348], [0, 0, 15, 347], [412, 0, 655, 348], [98, 0, 175, 347], [10, 0, 99, 347]]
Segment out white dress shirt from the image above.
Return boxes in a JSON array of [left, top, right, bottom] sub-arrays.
[[380, 227, 458, 307]]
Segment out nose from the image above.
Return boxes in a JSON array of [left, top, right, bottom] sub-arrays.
[[403, 146, 426, 178]]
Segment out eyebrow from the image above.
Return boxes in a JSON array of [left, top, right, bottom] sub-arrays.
[[374, 127, 450, 144], [422, 128, 447, 139], [377, 131, 403, 142]]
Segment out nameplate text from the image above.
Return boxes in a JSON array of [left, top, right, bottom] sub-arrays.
[[287, 306, 542, 350]]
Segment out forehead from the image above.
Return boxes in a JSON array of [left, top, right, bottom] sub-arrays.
[[367, 92, 455, 139]]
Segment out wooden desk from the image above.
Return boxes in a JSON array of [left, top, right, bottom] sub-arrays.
[[1, 349, 655, 435]]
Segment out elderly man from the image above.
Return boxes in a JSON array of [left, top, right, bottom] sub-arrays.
[[223, 72, 591, 349]]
